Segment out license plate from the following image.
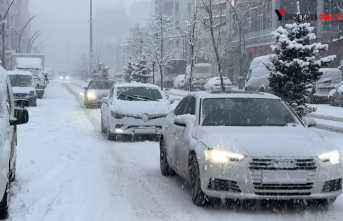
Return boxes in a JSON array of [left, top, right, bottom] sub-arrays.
[[262, 171, 307, 184], [134, 128, 157, 134]]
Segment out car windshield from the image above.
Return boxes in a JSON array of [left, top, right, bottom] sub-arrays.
[[9, 75, 33, 87], [201, 98, 301, 127], [117, 87, 162, 101], [88, 81, 114, 89]]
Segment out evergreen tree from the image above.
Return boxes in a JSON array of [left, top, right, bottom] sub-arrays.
[[267, 22, 336, 117], [123, 58, 136, 83], [131, 56, 152, 83]]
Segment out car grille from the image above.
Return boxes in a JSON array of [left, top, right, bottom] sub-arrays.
[[126, 114, 167, 120], [207, 179, 241, 192], [249, 158, 318, 196], [14, 93, 28, 97]]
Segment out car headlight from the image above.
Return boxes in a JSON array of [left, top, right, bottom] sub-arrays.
[[111, 111, 125, 119], [206, 149, 245, 163], [66, 76, 69, 79], [87, 92, 97, 100], [318, 150, 340, 164], [29, 91, 34, 96], [59, 76, 63, 79]]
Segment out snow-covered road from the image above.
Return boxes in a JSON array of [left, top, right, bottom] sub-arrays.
[[8, 80, 343, 221]]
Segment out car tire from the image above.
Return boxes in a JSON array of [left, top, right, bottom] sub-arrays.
[[0, 183, 9, 219], [329, 97, 335, 106], [101, 115, 107, 133], [107, 125, 116, 141], [159, 138, 175, 176], [189, 154, 208, 206]]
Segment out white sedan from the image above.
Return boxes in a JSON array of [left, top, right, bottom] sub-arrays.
[[160, 91, 342, 205], [101, 83, 172, 140], [204, 77, 232, 92], [173, 74, 185, 89]]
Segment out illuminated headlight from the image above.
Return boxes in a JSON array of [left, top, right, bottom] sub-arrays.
[[59, 76, 63, 79], [111, 111, 125, 119], [206, 149, 245, 163], [29, 91, 34, 96], [115, 129, 124, 133], [318, 150, 340, 164], [66, 76, 69, 80], [87, 92, 97, 100]]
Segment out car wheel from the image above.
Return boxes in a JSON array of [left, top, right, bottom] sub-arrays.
[[329, 97, 335, 106], [189, 154, 208, 206], [107, 125, 116, 141], [160, 138, 175, 176], [0, 183, 9, 219], [101, 115, 107, 133]]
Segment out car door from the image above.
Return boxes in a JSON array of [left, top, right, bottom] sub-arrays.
[[176, 96, 196, 178], [165, 97, 190, 169], [6, 78, 16, 174], [102, 86, 114, 128]]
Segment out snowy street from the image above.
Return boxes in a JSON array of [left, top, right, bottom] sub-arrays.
[[6, 80, 343, 221]]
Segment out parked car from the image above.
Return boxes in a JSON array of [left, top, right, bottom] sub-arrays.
[[312, 68, 342, 104], [173, 75, 185, 89], [328, 80, 343, 106], [204, 77, 233, 92], [7, 70, 37, 107], [84, 79, 115, 108], [101, 83, 172, 140], [245, 55, 274, 92], [160, 91, 342, 206], [184, 63, 214, 91], [0, 67, 29, 219]]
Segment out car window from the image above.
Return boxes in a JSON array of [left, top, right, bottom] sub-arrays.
[[88, 80, 114, 89], [174, 97, 189, 116], [116, 87, 162, 101], [201, 98, 301, 127], [9, 75, 33, 87], [184, 96, 196, 115]]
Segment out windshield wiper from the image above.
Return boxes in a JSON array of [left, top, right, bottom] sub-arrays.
[[118, 93, 135, 101], [131, 95, 158, 101]]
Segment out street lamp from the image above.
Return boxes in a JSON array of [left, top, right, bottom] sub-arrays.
[[17, 15, 36, 53], [28, 33, 43, 53], [0, 0, 15, 67], [27, 29, 43, 52]]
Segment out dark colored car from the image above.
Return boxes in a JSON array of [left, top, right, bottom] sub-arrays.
[[84, 79, 115, 108]]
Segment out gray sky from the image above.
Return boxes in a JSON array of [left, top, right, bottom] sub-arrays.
[[29, 0, 146, 71]]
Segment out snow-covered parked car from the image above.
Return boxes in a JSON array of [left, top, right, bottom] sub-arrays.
[[204, 77, 233, 92], [0, 67, 29, 219], [160, 91, 342, 205], [173, 74, 185, 89], [328, 80, 343, 106], [313, 68, 343, 104], [184, 63, 214, 91], [245, 55, 274, 92], [84, 79, 115, 108], [8, 70, 37, 107], [101, 83, 172, 140]]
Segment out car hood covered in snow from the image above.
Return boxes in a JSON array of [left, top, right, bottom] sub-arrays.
[[193, 126, 331, 157], [111, 99, 172, 115], [12, 86, 35, 94]]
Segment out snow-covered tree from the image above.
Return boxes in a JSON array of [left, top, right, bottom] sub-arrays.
[[268, 22, 336, 117], [131, 56, 152, 83], [92, 62, 109, 80], [128, 24, 146, 60], [123, 58, 136, 83], [144, 3, 177, 90]]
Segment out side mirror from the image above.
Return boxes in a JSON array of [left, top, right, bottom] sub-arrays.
[[10, 108, 29, 126], [101, 97, 109, 104], [165, 94, 169, 99], [303, 117, 317, 128], [335, 85, 339, 90], [169, 99, 176, 104], [174, 118, 187, 127]]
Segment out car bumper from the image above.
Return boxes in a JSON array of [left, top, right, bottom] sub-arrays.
[[108, 116, 166, 135], [199, 157, 343, 200]]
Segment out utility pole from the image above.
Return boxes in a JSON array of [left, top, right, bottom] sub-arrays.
[[89, 0, 93, 78]]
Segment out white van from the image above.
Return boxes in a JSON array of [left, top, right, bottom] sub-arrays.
[[245, 55, 274, 92], [0, 67, 29, 219], [184, 63, 213, 91], [7, 70, 37, 107]]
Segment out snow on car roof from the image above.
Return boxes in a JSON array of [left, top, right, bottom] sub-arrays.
[[318, 68, 342, 83], [189, 91, 280, 100], [207, 77, 230, 83], [7, 70, 33, 76], [117, 82, 160, 89]]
